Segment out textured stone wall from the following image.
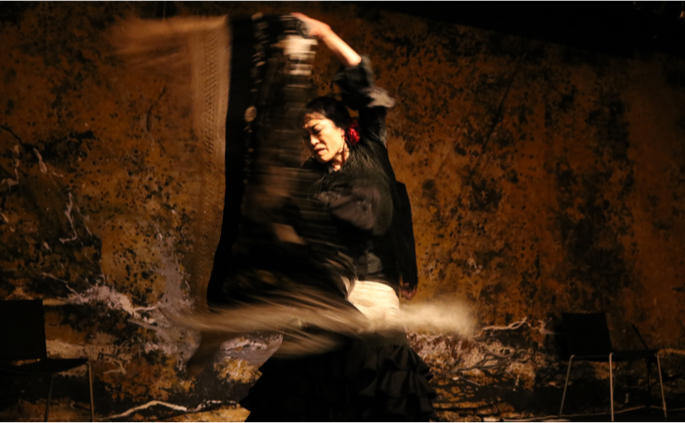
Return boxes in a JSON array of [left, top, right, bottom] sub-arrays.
[[1, 2, 684, 421]]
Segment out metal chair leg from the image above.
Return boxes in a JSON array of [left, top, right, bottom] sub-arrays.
[[87, 362, 95, 422], [559, 356, 574, 417], [646, 360, 652, 410], [656, 354, 667, 419], [45, 373, 54, 422], [609, 353, 614, 422]]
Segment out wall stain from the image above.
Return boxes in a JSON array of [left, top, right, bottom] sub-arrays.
[[586, 94, 631, 162], [469, 177, 502, 212]]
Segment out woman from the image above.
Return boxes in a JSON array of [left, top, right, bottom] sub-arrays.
[[240, 14, 436, 422]]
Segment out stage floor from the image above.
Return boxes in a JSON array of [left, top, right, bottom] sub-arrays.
[[508, 407, 684, 422]]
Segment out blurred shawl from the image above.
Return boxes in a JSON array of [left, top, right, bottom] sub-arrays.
[[111, 15, 230, 304]]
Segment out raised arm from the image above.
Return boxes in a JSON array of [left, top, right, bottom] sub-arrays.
[[294, 13, 395, 152], [292, 13, 361, 67]]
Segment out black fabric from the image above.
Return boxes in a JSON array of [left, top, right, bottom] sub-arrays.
[[205, 16, 256, 307], [396, 182, 419, 290], [303, 56, 418, 294], [206, 15, 355, 306], [332, 56, 397, 148], [242, 333, 436, 422]]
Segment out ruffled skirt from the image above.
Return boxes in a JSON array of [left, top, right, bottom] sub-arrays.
[[241, 333, 436, 422], [241, 281, 436, 421]]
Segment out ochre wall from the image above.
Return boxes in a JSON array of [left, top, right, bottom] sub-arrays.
[[1, 2, 684, 421]]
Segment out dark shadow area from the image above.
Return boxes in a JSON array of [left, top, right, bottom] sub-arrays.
[[362, 2, 685, 58]]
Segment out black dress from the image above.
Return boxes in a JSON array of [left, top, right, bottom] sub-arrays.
[[241, 57, 436, 422]]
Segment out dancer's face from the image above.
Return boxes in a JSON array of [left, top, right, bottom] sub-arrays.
[[303, 112, 346, 164]]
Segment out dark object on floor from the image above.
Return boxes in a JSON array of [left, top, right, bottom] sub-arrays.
[[558, 312, 667, 422], [0, 299, 95, 422]]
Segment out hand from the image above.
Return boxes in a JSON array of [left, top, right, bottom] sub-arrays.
[[291, 13, 332, 40], [401, 282, 416, 300], [291, 13, 361, 68]]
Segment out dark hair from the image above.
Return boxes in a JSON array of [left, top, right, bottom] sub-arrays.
[[303, 96, 351, 131]]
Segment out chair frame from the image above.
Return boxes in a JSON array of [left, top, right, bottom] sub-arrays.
[[0, 299, 96, 422], [44, 362, 95, 422], [558, 313, 668, 422]]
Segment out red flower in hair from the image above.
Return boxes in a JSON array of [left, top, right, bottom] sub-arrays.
[[347, 118, 360, 146]]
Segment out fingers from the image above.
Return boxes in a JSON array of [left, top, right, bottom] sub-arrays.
[[401, 285, 416, 300], [291, 12, 315, 26], [290, 13, 331, 39]]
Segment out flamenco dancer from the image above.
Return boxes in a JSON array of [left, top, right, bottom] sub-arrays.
[[112, 11, 438, 421], [238, 14, 436, 421]]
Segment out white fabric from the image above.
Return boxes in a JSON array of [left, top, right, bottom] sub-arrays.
[[347, 280, 400, 329]]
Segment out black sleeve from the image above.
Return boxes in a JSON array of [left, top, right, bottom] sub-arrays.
[[395, 182, 419, 290], [333, 56, 396, 149], [316, 173, 394, 237]]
